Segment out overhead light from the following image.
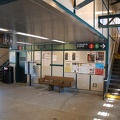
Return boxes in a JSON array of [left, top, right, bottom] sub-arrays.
[[96, 11, 113, 14], [17, 42, 33, 45], [52, 39, 66, 43], [0, 28, 9, 31], [16, 32, 49, 40]]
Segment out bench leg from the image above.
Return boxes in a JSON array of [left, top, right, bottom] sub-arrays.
[[48, 85, 54, 91], [59, 86, 64, 93]]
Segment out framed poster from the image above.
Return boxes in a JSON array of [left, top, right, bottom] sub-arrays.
[[79, 63, 95, 74], [96, 52, 104, 62], [64, 62, 72, 72], [72, 63, 79, 73], [65, 52, 72, 61], [42, 52, 51, 66], [95, 63, 104, 75], [87, 52, 95, 63], [64, 51, 80, 62]]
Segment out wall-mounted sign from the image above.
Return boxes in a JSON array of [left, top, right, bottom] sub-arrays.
[[95, 63, 104, 75], [76, 42, 106, 50]]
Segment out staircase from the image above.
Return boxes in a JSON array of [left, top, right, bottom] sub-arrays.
[[107, 57, 120, 99]]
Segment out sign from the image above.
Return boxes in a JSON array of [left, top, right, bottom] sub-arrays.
[[76, 42, 106, 50], [95, 63, 104, 75]]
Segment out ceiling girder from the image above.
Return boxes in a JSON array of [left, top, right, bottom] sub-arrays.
[[111, 0, 120, 5], [0, 0, 17, 5], [75, 0, 94, 10], [98, 14, 120, 28]]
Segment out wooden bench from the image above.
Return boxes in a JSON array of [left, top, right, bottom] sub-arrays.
[[38, 75, 74, 93]]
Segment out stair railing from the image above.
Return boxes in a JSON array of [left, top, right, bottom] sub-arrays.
[[0, 51, 9, 70], [103, 36, 119, 100]]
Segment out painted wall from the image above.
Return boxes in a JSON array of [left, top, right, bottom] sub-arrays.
[[76, 0, 93, 27], [56, 0, 74, 12]]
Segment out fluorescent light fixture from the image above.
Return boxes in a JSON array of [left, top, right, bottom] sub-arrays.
[[17, 42, 32, 45], [103, 103, 113, 108], [96, 11, 113, 14], [16, 32, 48, 40], [52, 39, 66, 43], [98, 112, 109, 117], [0, 28, 9, 31]]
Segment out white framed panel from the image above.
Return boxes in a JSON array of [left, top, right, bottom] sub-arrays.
[[27, 51, 32, 61], [64, 73, 76, 88], [91, 75, 104, 91], [79, 51, 87, 63], [52, 66, 63, 76], [77, 74, 90, 90], [76, 0, 94, 26], [56, 0, 73, 12], [42, 66, 51, 77], [34, 51, 41, 64], [53, 51, 63, 64], [42, 51, 51, 77]]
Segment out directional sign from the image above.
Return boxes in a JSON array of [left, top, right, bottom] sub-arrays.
[[76, 43, 106, 50]]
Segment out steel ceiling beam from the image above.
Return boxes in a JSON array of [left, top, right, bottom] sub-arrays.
[[111, 0, 120, 5], [98, 14, 120, 28], [0, 0, 18, 5], [75, 0, 94, 10]]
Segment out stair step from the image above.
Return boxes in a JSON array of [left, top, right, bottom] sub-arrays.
[[112, 67, 120, 70], [112, 71, 120, 75], [108, 88, 120, 94], [109, 83, 120, 89], [110, 80, 120, 84], [111, 75, 120, 79], [113, 64, 120, 67], [114, 61, 120, 64]]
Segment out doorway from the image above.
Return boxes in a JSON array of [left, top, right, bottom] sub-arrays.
[[15, 52, 27, 83]]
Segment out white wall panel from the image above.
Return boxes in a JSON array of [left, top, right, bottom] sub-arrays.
[[42, 51, 51, 77], [52, 67, 63, 76], [42, 66, 51, 77], [91, 75, 104, 91], [77, 74, 90, 90], [64, 73, 76, 88], [34, 51, 41, 64], [53, 51, 63, 64], [76, 0, 93, 26], [27, 51, 32, 61], [56, 0, 74, 12], [79, 51, 87, 63]]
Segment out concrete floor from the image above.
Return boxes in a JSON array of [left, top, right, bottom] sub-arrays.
[[0, 83, 120, 120]]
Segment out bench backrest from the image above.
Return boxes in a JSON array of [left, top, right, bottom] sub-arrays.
[[44, 75, 74, 82]]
